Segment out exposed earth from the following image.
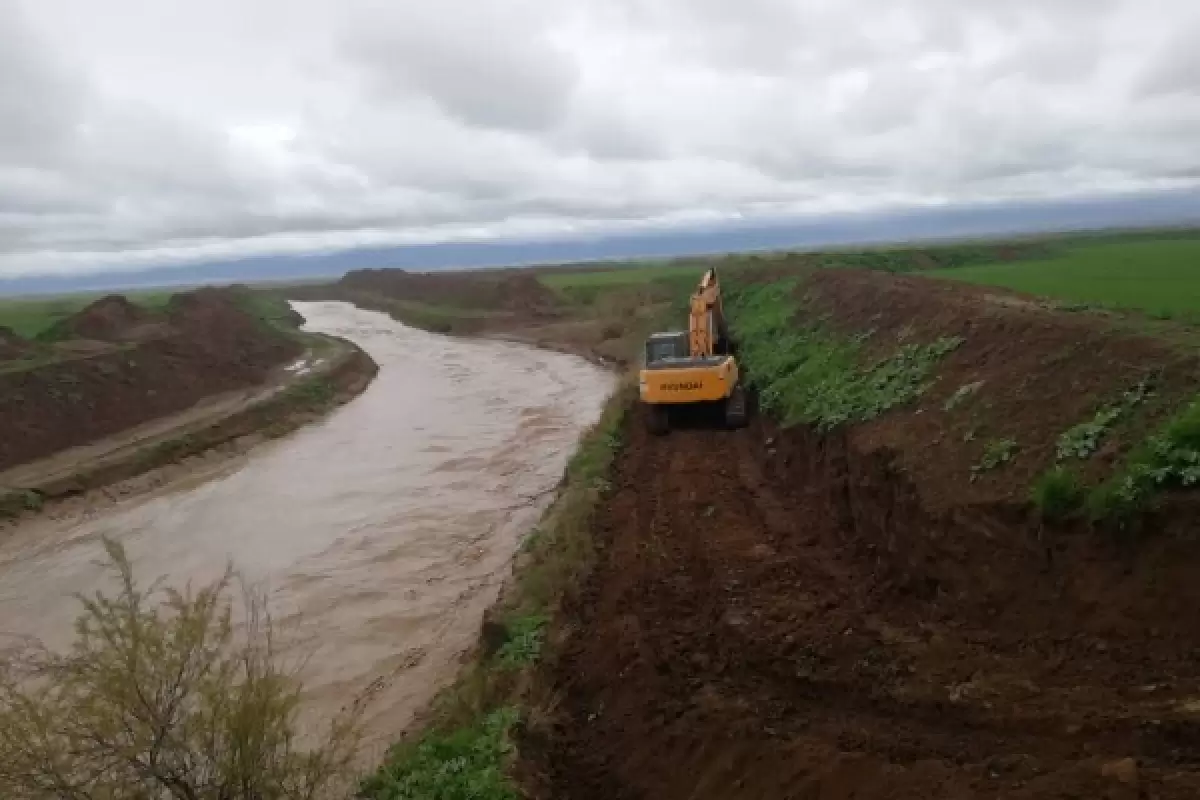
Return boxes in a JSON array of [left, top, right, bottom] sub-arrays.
[[0, 288, 310, 479], [513, 268, 1200, 799]]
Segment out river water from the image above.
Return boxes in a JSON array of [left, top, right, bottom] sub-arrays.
[[0, 301, 614, 756]]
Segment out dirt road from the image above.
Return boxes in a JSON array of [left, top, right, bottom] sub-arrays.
[[528, 415, 1200, 799], [0, 302, 614, 760]]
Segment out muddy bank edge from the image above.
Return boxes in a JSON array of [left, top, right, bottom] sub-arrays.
[[0, 340, 378, 521]]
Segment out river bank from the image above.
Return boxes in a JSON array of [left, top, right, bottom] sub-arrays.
[[0, 301, 616, 766], [0, 288, 381, 524], [0, 338, 377, 525]]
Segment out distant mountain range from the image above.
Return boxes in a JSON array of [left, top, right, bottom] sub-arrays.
[[5, 186, 1200, 296]]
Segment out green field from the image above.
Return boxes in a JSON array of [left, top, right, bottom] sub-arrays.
[[930, 240, 1200, 319], [0, 291, 171, 339]]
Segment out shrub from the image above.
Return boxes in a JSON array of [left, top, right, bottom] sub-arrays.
[[1057, 407, 1123, 461], [1089, 397, 1200, 523], [971, 438, 1018, 480], [0, 539, 361, 799], [1031, 467, 1085, 522], [494, 614, 549, 669]]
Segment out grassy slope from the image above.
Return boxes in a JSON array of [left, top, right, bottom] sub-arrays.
[[930, 239, 1200, 319]]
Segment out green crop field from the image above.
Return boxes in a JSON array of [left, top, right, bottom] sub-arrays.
[[0, 291, 172, 339], [930, 239, 1200, 319]]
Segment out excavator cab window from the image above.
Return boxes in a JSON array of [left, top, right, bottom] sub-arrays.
[[644, 332, 689, 364]]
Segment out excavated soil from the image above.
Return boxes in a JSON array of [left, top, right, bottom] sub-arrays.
[[40, 294, 164, 343], [805, 269, 1200, 510], [521, 269, 1200, 799], [0, 288, 302, 472], [523, 415, 1200, 800], [0, 326, 33, 360]]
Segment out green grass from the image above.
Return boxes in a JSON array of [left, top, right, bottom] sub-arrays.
[[1031, 467, 1086, 522], [726, 279, 962, 430], [360, 707, 520, 800], [971, 438, 1019, 480], [0, 291, 172, 339], [493, 614, 549, 669], [1089, 397, 1200, 524], [930, 240, 1200, 319]]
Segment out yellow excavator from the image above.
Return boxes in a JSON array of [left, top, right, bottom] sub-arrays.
[[638, 268, 747, 434]]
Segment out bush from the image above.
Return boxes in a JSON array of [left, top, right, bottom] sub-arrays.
[[494, 614, 549, 669], [971, 438, 1018, 480], [1088, 397, 1200, 523], [0, 539, 361, 799], [1031, 467, 1085, 522]]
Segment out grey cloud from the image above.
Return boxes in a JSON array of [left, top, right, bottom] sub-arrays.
[[0, 2, 87, 167], [1138, 25, 1200, 98], [344, 3, 578, 132], [2, 0, 1200, 276]]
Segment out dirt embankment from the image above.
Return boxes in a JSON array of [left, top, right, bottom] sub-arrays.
[[0, 288, 334, 478], [805, 269, 1200, 511], [339, 268, 561, 316], [520, 270, 1200, 799]]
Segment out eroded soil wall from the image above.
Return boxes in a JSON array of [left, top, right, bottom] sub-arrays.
[[523, 413, 1200, 799]]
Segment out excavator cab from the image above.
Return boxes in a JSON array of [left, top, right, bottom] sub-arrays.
[[644, 331, 690, 363], [638, 269, 748, 434]]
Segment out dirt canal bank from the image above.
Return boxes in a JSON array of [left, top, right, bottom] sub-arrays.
[[0, 301, 615, 759]]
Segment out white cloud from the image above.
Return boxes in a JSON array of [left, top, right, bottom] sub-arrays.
[[2, 0, 1200, 276]]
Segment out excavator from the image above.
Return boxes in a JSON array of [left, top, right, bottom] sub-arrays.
[[638, 268, 747, 434]]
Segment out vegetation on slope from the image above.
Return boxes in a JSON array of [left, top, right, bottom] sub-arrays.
[[726, 278, 961, 430]]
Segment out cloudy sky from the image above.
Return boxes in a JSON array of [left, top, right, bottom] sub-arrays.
[[2, 0, 1199, 277]]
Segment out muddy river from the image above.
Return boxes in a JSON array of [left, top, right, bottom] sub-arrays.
[[0, 301, 614, 757]]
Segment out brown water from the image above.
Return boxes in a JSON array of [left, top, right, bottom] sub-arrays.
[[0, 301, 614, 757]]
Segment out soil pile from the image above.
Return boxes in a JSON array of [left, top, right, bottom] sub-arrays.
[[41, 295, 165, 343], [0, 288, 302, 473], [0, 326, 33, 360], [166, 288, 299, 366], [802, 269, 1200, 510], [524, 415, 1200, 799], [339, 268, 559, 315]]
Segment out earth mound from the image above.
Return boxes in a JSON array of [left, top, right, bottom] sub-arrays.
[[339, 268, 559, 315], [41, 294, 169, 343], [801, 268, 1200, 510], [0, 326, 33, 360], [0, 287, 303, 473]]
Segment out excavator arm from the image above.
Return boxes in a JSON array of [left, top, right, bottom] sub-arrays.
[[688, 268, 727, 358]]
